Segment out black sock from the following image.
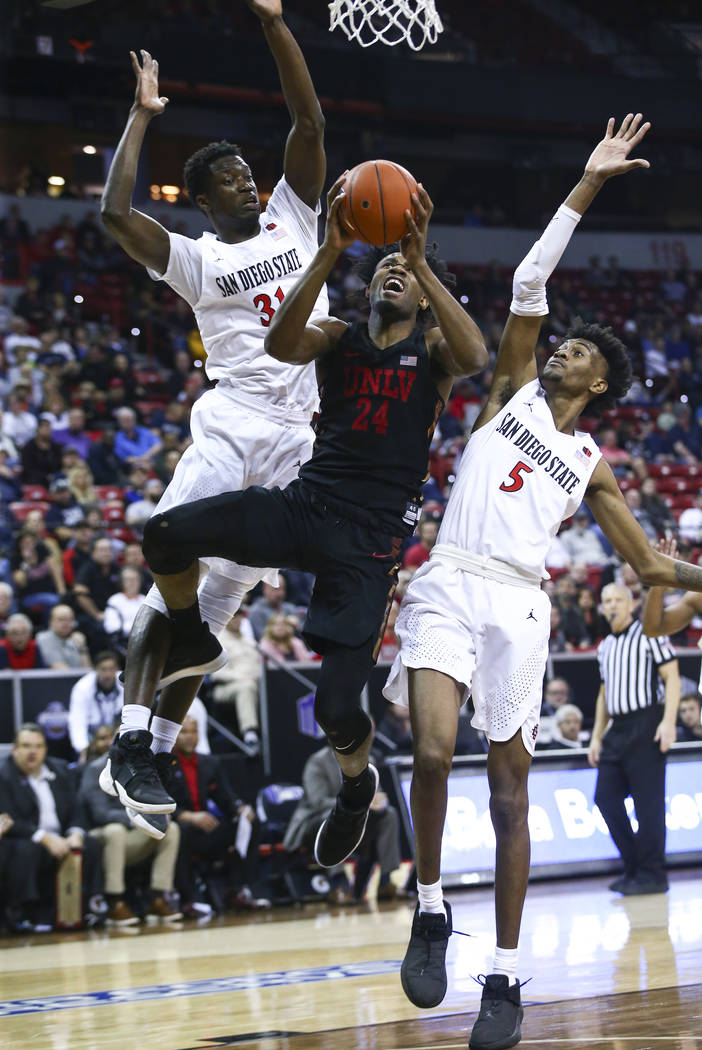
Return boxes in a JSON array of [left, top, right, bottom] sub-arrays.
[[340, 766, 375, 809], [169, 600, 203, 644]]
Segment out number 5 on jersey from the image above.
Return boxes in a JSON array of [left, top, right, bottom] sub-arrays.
[[500, 460, 533, 493]]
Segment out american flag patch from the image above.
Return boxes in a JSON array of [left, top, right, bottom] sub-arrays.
[[399, 355, 417, 367], [582, 446, 592, 457], [266, 222, 287, 241]]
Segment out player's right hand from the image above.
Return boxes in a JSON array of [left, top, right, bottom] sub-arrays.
[[130, 50, 169, 116], [655, 533, 678, 561], [322, 174, 357, 256]]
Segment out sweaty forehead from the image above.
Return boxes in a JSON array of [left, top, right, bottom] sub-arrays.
[[209, 155, 249, 176], [375, 252, 407, 274], [559, 337, 600, 357]]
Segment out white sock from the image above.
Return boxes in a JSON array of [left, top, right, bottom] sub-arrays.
[[417, 878, 446, 918], [119, 705, 151, 736], [493, 946, 519, 985], [150, 716, 181, 755]]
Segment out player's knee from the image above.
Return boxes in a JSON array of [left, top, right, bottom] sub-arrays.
[[315, 694, 372, 755], [413, 741, 453, 784], [489, 788, 528, 833], [142, 512, 190, 575]]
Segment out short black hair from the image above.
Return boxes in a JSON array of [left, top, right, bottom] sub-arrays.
[[183, 140, 243, 205], [15, 722, 46, 743], [565, 318, 633, 415], [352, 242, 456, 327]]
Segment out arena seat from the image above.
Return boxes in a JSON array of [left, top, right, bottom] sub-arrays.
[[10, 501, 50, 520], [21, 484, 50, 502], [95, 485, 124, 501]]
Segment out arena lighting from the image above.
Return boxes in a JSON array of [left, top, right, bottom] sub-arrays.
[[131, 328, 140, 336], [460, 295, 469, 304], [73, 295, 84, 304], [681, 395, 689, 403], [161, 185, 180, 195], [48, 175, 65, 186], [193, 359, 203, 368], [82, 145, 97, 155]]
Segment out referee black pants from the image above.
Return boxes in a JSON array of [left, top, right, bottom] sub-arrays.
[[594, 709, 667, 884]]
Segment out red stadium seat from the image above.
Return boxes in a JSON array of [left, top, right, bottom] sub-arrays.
[[95, 485, 124, 501], [10, 501, 50, 520], [21, 484, 50, 502], [102, 505, 126, 523], [106, 526, 138, 544]]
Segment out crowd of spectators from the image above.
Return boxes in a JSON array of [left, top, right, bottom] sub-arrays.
[[2, 202, 702, 932]]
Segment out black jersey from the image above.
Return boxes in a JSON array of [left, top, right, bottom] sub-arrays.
[[299, 321, 444, 533]]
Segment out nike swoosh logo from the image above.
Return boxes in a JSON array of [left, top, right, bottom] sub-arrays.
[[371, 552, 394, 559]]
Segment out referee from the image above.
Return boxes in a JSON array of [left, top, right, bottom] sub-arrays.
[[588, 583, 679, 896]]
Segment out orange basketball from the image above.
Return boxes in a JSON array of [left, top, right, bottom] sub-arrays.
[[339, 159, 418, 247]]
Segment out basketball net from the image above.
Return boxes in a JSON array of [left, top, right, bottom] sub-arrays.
[[329, 0, 444, 51]]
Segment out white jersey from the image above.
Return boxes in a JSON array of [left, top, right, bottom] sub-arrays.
[[148, 176, 328, 417], [438, 378, 602, 579]]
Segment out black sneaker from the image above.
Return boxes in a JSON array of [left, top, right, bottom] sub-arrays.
[[469, 974, 524, 1050], [314, 764, 379, 867], [608, 874, 630, 893], [125, 753, 178, 837], [158, 622, 227, 689], [98, 731, 176, 814], [619, 875, 668, 896], [401, 901, 453, 1007]]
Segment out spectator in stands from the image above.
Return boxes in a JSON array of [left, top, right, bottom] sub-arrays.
[[103, 566, 146, 647], [124, 477, 164, 532], [123, 541, 152, 593], [210, 612, 262, 753], [0, 612, 45, 669], [45, 476, 84, 545], [0, 582, 15, 632], [87, 426, 126, 486], [62, 519, 95, 588], [170, 717, 268, 915], [67, 463, 97, 509], [3, 390, 37, 449], [640, 477, 676, 537], [677, 693, 702, 742], [80, 737, 181, 926], [666, 403, 702, 463], [660, 268, 687, 304], [403, 517, 438, 571], [0, 811, 39, 933], [114, 407, 161, 468], [20, 417, 62, 487], [86, 723, 117, 762], [68, 651, 124, 761], [248, 579, 299, 641], [0, 414, 18, 461], [0, 722, 102, 931], [41, 392, 69, 432], [538, 704, 585, 750], [123, 463, 148, 505], [53, 407, 92, 461], [577, 586, 608, 647], [36, 603, 91, 670], [678, 491, 702, 545], [0, 446, 20, 503], [376, 700, 413, 755], [541, 677, 572, 718], [665, 323, 691, 370], [585, 255, 605, 290], [284, 744, 404, 902], [167, 349, 195, 400], [73, 537, 122, 649], [597, 426, 632, 476], [624, 488, 658, 542], [11, 529, 63, 617], [259, 613, 313, 663], [560, 509, 608, 566]]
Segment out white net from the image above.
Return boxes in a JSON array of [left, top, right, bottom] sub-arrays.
[[329, 0, 444, 51]]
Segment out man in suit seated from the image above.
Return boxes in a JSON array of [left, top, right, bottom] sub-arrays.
[[169, 717, 269, 915], [0, 811, 41, 932], [0, 722, 102, 930], [79, 726, 182, 926], [284, 744, 406, 902]]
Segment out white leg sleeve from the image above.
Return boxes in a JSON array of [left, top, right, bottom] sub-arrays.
[[142, 572, 256, 638], [510, 203, 581, 317]]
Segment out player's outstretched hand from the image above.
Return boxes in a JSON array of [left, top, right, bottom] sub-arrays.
[[654, 533, 678, 561], [130, 50, 169, 116], [584, 114, 651, 181], [400, 183, 433, 273], [323, 174, 357, 256], [245, 0, 282, 21]]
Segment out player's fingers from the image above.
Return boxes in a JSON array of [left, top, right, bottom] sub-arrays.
[[410, 194, 426, 224], [327, 173, 347, 204], [617, 113, 634, 137], [629, 121, 651, 146], [623, 158, 650, 170], [604, 116, 615, 139], [129, 50, 141, 74], [418, 183, 434, 214], [625, 112, 643, 139], [404, 210, 419, 235], [142, 49, 151, 64], [160, 97, 170, 106], [153, 59, 159, 75]]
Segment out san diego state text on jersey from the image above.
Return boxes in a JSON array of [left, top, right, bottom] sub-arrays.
[[496, 410, 583, 495], [214, 247, 303, 298]]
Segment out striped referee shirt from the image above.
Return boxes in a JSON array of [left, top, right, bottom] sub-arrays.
[[597, 619, 675, 717]]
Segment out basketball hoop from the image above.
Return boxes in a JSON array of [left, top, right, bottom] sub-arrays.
[[329, 0, 444, 51]]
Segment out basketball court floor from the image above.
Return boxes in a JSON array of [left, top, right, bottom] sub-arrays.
[[1, 869, 700, 1049]]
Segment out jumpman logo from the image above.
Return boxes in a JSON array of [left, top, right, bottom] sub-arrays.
[[527, 609, 537, 622]]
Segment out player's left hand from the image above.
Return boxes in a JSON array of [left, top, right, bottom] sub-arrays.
[[245, 0, 282, 22], [400, 184, 432, 272], [584, 114, 651, 181], [322, 175, 357, 256], [654, 719, 676, 753]]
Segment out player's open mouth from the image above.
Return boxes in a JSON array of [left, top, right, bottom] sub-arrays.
[[383, 276, 404, 294], [548, 358, 565, 367]]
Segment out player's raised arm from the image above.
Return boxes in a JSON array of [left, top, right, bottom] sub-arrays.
[[477, 114, 651, 429], [641, 536, 702, 636], [246, 0, 326, 208], [585, 457, 702, 590], [101, 50, 171, 274], [264, 178, 350, 365], [402, 186, 488, 379]]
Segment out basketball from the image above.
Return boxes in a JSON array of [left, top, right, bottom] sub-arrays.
[[339, 160, 419, 247]]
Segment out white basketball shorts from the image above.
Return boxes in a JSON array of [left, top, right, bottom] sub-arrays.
[[143, 383, 314, 629], [383, 558, 551, 755]]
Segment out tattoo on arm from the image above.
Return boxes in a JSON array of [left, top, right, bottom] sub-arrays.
[[674, 560, 702, 588]]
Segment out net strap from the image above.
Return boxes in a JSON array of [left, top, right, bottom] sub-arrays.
[[329, 0, 444, 51]]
